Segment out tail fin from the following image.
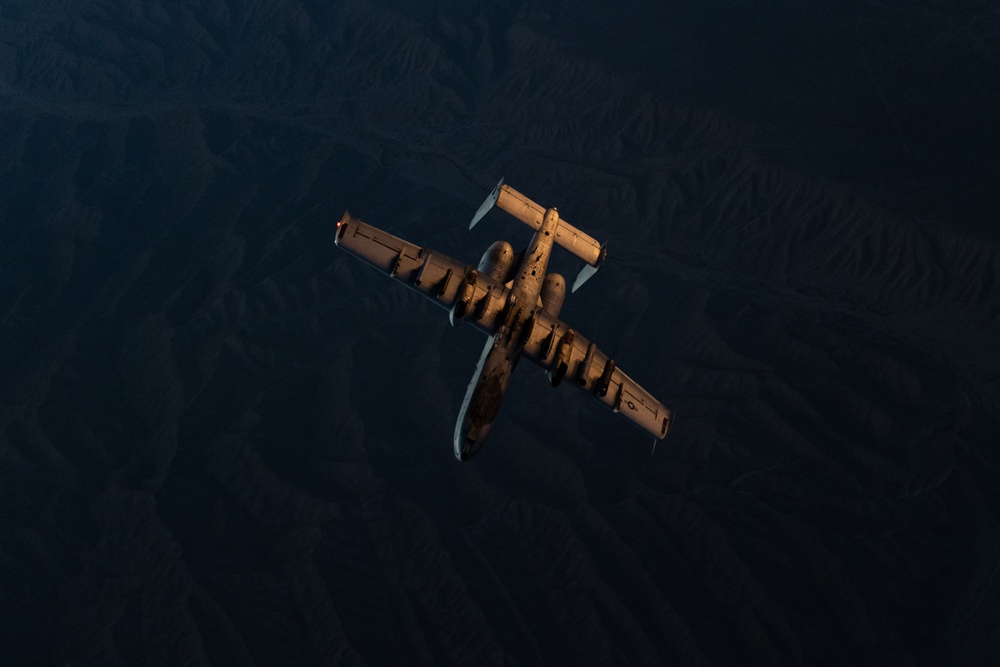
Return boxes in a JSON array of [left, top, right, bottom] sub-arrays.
[[470, 179, 504, 229], [471, 179, 606, 287], [572, 244, 606, 292]]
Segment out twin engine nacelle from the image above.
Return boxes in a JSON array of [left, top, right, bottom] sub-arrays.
[[456, 241, 565, 326], [478, 240, 515, 283]]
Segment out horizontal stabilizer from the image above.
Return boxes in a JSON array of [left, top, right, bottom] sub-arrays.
[[478, 180, 606, 268], [555, 219, 602, 268]]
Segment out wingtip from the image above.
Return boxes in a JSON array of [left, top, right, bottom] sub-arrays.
[[335, 212, 352, 244]]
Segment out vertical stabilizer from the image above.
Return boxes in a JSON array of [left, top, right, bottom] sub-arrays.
[[470, 179, 504, 229], [572, 243, 606, 291]]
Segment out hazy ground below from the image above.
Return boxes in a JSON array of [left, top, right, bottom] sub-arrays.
[[1, 1, 997, 664]]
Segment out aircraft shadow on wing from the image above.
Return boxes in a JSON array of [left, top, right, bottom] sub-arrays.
[[335, 179, 672, 461]]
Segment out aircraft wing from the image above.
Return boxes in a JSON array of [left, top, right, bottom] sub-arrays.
[[335, 213, 509, 333], [335, 210, 671, 441], [519, 310, 672, 440]]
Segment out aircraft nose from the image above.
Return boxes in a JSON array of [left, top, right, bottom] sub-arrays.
[[460, 439, 475, 461], [455, 421, 490, 461]]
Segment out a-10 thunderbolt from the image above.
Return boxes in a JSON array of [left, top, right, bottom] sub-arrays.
[[335, 180, 672, 461]]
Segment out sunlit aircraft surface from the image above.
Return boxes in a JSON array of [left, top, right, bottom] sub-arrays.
[[335, 180, 672, 461]]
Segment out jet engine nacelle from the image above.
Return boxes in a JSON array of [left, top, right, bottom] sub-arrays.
[[478, 240, 515, 283], [540, 273, 566, 318]]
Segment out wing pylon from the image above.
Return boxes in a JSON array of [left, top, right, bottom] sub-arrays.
[[520, 310, 672, 440], [336, 212, 510, 332]]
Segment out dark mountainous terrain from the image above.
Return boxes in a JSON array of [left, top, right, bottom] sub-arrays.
[[1, 1, 997, 664]]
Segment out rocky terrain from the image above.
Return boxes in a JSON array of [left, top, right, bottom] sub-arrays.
[[1, 1, 997, 664]]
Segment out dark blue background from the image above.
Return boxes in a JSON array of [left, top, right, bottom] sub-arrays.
[[1, 1, 997, 664]]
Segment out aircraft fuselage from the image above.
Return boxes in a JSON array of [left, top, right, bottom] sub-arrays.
[[334, 180, 671, 462], [454, 207, 561, 460]]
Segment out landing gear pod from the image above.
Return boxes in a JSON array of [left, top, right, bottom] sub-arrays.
[[595, 358, 616, 397], [450, 270, 478, 326], [547, 329, 575, 387]]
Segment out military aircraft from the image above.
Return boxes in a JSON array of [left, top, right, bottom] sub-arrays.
[[335, 180, 672, 461]]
